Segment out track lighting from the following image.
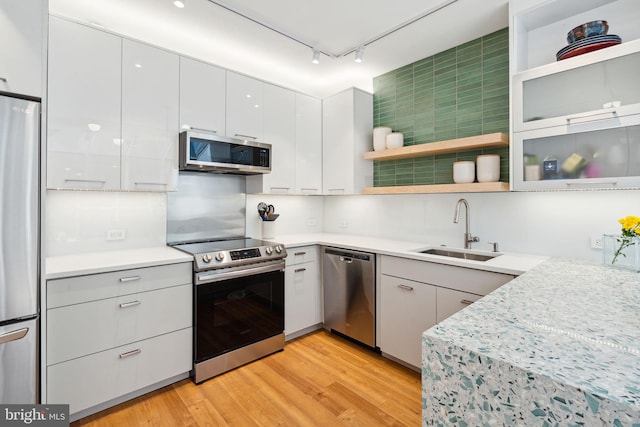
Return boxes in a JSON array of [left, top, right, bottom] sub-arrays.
[[312, 49, 320, 64], [174, 0, 185, 8], [355, 46, 364, 63]]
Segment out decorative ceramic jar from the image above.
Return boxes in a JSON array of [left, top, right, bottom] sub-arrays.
[[373, 127, 392, 151], [476, 154, 500, 182], [386, 132, 404, 149], [453, 161, 475, 184], [602, 233, 640, 272]]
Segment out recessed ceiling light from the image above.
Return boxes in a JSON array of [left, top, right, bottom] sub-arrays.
[[174, 0, 185, 8]]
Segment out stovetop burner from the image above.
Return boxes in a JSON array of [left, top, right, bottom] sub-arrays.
[[170, 237, 287, 272]]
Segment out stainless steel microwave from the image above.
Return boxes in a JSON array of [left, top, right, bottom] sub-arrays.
[[179, 130, 271, 174]]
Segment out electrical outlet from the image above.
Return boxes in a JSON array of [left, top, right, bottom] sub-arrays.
[[107, 229, 126, 241], [338, 219, 348, 228], [591, 235, 603, 249]]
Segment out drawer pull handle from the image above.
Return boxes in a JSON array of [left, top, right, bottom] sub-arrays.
[[294, 252, 307, 256], [565, 106, 617, 124], [119, 348, 141, 359], [397, 284, 414, 291], [119, 300, 141, 308], [119, 276, 141, 283], [294, 268, 306, 273], [461, 299, 475, 305]]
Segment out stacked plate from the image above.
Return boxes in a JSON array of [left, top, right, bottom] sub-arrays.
[[556, 34, 621, 61]]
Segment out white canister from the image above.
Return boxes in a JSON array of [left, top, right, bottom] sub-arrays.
[[524, 164, 541, 181], [262, 221, 276, 239], [386, 132, 404, 149], [476, 154, 500, 183], [373, 127, 392, 151], [453, 161, 475, 184]]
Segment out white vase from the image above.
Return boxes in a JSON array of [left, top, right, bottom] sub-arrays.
[[373, 127, 392, 151], [386, 132, 403, 149], [453, 161, 475, 184], [476, 154, 500, 183]]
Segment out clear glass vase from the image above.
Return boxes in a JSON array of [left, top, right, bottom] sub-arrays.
[[602, 234, 640, 272]]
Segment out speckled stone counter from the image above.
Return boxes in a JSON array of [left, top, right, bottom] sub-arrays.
[[422, 258, 640, 426]]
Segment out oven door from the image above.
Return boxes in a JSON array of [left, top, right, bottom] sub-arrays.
[[194, 262, 284, 364]]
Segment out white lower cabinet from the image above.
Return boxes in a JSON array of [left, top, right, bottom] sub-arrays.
[[379, 256, 515, 368], [284, 246, 321, 338], [46, 262, 192, 416], [436, 288, 481, 324], [380, 275, 436, 367]]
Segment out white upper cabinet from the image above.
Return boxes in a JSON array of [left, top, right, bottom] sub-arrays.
[[47, 17, 122, 190], [225, 71, 263, 141], [295, 93, 322, 194], [179, 57, 226, 135], [322, 88, 373, 194], [121, 39, 179, 191], [0, 0, 45, 97], [510, 0, 640, 191], [247, 83, 295, 194]]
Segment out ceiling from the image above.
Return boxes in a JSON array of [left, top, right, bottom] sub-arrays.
[[48, 0, 509, 99]]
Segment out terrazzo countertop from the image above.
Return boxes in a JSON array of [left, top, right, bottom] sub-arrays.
[[46, 246, 193, 279], [422, 258, 640, 426]]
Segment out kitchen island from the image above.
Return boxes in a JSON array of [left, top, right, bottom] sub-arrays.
[[422, 258, 640, 426]]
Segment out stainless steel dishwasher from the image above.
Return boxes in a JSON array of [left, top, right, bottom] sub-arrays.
[[323, 247, 376, 348]]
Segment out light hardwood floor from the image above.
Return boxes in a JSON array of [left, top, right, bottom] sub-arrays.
[[72, 330, 422, 426]]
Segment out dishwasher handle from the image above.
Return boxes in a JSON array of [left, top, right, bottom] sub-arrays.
[[324, 248, 372, 262]]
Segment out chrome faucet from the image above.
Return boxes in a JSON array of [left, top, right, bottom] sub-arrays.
[[453, 198, 479, 249]]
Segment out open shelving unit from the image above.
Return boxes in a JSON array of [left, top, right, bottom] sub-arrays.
[[362, 132, 510, 194]]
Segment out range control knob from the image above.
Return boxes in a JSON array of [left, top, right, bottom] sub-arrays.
[[265, 246, 273, 255], [274, 245, 283, 254], [215, 252, 225, 262], [202, 254, 212, 263]]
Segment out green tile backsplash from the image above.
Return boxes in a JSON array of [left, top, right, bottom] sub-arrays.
[[372, 28, 510, 187]]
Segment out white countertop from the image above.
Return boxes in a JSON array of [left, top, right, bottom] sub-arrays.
[[46, 246, 193, 279], [266, 233, 547, 275], [45, 233, 547, 279]]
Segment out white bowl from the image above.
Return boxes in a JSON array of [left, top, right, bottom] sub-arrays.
[[386, 132, 404, 148], [453, 161, 475, 184]]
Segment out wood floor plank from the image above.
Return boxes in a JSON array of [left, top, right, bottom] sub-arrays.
[[71, 330, 421, 427]]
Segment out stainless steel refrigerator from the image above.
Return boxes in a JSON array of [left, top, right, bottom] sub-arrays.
[[0, 92, 40, 403]]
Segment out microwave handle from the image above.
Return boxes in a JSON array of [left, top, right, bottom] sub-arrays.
[[234, 133, 258, 140], [184, 126, 218, 134]]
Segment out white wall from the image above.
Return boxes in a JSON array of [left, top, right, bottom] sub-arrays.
[[245, 194, 324, 239], [46, 190, 167, 257], [45, 188, 640, 264], [322, 190, 640, 263]]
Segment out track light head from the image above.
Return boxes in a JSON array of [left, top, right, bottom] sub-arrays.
[[355, 46, 364, 63], [312, 49, 320, 64]]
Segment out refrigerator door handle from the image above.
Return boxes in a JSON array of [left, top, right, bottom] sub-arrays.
[[0, 327, 29, 345]]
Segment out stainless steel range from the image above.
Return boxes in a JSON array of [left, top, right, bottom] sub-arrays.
[[167, 172, 288, 383]]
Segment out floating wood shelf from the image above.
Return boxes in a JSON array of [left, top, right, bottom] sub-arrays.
[[363, 182, 510, 195], [363, 132, 509, 161]]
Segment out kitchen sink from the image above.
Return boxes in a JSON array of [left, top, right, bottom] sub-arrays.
[[415, 248, 500, 262]]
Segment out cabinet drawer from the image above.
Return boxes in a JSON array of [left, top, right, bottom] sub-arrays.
[[436, 287, 481, 323], [47, 262, 192, 308], [381, 256, 514, 296], [47, 284, 192, 365], [285, 246, 319, 266], [47, 327, 192, 415]]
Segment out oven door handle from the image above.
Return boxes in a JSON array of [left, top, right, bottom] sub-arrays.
[[196, 261, 285, 285]]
